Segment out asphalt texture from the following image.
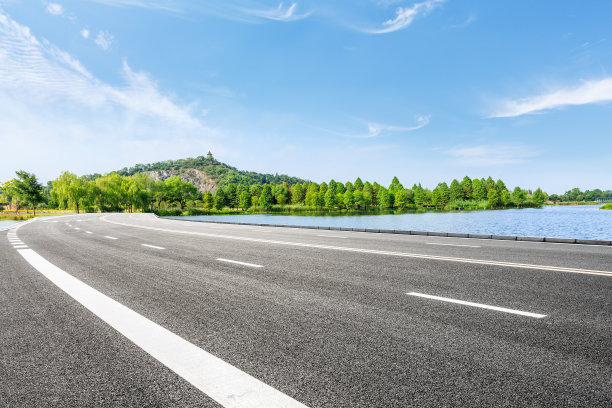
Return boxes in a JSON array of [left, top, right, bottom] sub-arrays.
[[1, 213, 611, 407]]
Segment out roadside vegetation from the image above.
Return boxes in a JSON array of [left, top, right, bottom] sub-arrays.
[[548, 188, 612, 204], [2, 168, 551, 216]]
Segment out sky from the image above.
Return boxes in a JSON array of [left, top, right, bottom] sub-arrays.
[[1, 0, 611, 193]]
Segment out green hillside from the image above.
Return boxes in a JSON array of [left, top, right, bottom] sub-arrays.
[[115, 154, 307, 188]]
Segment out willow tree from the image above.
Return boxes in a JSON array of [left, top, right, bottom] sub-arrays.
[[52, 172, 88, 214], [11, 171, 44, 216]]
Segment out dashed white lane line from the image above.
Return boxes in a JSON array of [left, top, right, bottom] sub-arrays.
[[85, 231, 93, 234], [102, 216, 612, 277], [141, 244, 165, 250], [426, 242, 481, 248], [407, 292, 547, 318], [316, 234, 347, 239], [216, 258, 264, 268], [16, 248, 307, 408], [74, 227, 80, 230], [104, 236, 118, 240]]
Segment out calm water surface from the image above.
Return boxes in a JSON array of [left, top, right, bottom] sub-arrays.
[[0, 220, 21, 228], [170, 205, 612, 240]]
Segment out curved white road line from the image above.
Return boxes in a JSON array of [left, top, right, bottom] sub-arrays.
[[11, 222, 309, 408]]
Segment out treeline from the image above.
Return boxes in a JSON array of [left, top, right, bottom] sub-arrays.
[[206, 176, 547, 212], [549, 188, 612, 203], [1, 170, 550, 214]]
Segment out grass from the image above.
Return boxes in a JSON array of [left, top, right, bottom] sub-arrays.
[[0, 210, 75, 221], [601, 203, 612, 210]]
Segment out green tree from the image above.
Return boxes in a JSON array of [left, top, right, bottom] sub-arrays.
[[389, 176, 403, 193], [324, 188, 336, 208], [238, 190, 252, 210], [532, 188, 546, 206], [472, 179, 486, 200], [164, 176, 198, 210], [52, 172, 88, 214], [353, 177, 364, 191], [202, 191, 214, 210], [461, 176, 472, 199], [378, 188, 392, 209], [449, 179, 463, 202], [12, 170, 44, 215], [395, 189, 408, 209], [259, 185, 273, 210], [500, 190, 511, 207], [511, 187, 526, 208], [487, 189, 499, 209], [344, 189, 355, 208]]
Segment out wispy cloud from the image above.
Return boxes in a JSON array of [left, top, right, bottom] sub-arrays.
[[82, 0, 182, 13], [80, 28, 90, 39], [445, 144, 538, 166], [242, 2, 312, 22], [94, 30, 113, 50], [0, 10, 216, 180], [318, 115, 430, 139], [490, 78, 612, 118], [450, 14, 475, 29], [362, 0, 445, 34], [46, 3, 65, 16]]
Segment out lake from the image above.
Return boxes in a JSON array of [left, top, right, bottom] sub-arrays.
[[0, 220, 22, 229], [168, 205, 612, 240]]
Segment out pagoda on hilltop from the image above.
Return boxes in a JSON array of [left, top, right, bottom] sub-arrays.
[[206, 151, 213, 159]]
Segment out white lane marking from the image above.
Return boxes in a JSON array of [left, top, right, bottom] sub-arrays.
[[13, 245, 28, 249], [141, 244, 165, 250], [104, 236, 118, 240], [407, 292, 547, 318], [11, 242, 25, 245], [426, 242, 481, 248], [85, 231, 93, 234], [216, 258, 264, 268], [316, 234, 347, 239], [68, 224, 73, 227], [251, 229, 271, 232], [101, 216, 612, 277], [16, 248, 308, 408], [74, 227, 80, 230]]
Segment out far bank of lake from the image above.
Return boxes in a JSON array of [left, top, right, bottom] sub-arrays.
[[168, 205, 611, 240]]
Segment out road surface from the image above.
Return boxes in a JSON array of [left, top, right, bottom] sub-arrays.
[[2, 213, 611, 407]]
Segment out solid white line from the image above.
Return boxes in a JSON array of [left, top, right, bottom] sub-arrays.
[[141, 244, 165, 250], [407, 292, 547, 318], [104, 236, 118, 240], [101, 216, 612, 277], [216, 258, 264, 268], [316, 234, 346, 239], [426, 242, 480, 248], [16, 248, 307, 408]]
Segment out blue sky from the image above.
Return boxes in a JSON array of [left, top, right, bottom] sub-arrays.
[[1, 0, 611, 192]]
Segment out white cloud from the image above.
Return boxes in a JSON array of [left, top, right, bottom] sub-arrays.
[[490, 78, 612, 118], [46, 3, 64, 16], [450, 14, 475, 29], [364, 0, 445, 34], [445, 144, 538, 166], [0, 11, 216, 181], [242, 2, 311, 22], [364, 115, 430, 138], [80, 28, 90, 39], [94, 30, 113, 50], [317, 115, 430, 139]]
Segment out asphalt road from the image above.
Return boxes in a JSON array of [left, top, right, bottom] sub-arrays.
[[1, 213, 611, 407]]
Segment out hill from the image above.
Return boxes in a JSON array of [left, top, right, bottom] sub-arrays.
[[115, 154, 307, 194]]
